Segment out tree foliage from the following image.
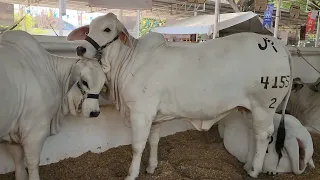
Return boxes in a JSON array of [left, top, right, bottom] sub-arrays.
[[139, 18, 166, 36], [238, 0, 317, 12], [0, 13, 47, 35]]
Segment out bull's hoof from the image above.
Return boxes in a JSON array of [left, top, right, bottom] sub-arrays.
[[266, 171, 278, 176], [125, 176, 136, 180], [244, 174, 255, 180], [248, 169, 259, 178], [146, 165, 156, 174], [243, 163, 251, 172]]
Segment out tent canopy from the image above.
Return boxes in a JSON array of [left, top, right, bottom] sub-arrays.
[[87, 0, 152, 9], [151, 11, 273, 35]]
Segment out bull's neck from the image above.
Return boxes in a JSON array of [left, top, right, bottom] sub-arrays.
[[104, 36, 139, 80], [48, 54, 78, 94]]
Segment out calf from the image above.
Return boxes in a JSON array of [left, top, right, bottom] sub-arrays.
[[219, 111, 315, 175]]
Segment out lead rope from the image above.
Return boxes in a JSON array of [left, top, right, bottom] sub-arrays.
[[295, 47, 320, 74]]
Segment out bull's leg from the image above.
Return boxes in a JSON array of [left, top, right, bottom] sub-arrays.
[[23, 127, 49, 180], [244, 127, 255, 171], [146, 124, 161, 174], [125, 112, 154, 180], [248, 109, 274, 178], [6, 143, 28, 180]]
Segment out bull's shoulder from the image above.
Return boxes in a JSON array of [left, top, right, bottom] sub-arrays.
[[0, 30, 47, 55]]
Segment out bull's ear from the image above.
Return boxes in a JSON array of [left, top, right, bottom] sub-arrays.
[[67, 25, 89, 41], [114, 19, 133, 48], [313, 77, 320, 92], [101, 60, 111, 74], [292, 77, 304, 91], [285, 138, 304, 174]]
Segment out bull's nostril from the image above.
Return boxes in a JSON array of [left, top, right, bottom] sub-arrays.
[[81, 47, 86, 54], [90, 111, 100, 117], [76, 46, 86, 56]]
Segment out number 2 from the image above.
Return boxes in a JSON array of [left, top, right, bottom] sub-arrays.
[[269, 98, 277, 109]]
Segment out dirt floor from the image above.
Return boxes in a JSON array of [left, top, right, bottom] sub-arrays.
[[1, 126, 320, 180]]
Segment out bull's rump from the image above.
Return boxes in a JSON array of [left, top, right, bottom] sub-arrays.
[[138, 33, 291, 119]]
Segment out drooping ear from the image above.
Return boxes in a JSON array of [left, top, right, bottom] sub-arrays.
[[67, 25, 89, 41], [312, 77, 320, 92], [285, 138, 304, 174], [292, 78, 304, 92], [114, 19, 133, 48], [101, 60, 111, 74], [100, 84, 110, 101]]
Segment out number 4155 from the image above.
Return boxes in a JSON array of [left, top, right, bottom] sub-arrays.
[[261, 76, 290, 89]]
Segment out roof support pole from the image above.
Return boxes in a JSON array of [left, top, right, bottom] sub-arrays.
[[213, 0, 220, 39], [194, 4, 198, 42], [58, 0, 66, 36], [136, 10, 141, 38], [315, 12, 320, 47], [274, 0, 281, 38], [118, 9, 123, 23]]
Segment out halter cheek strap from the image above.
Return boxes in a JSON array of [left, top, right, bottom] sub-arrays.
[[85, 34, 119, 64]]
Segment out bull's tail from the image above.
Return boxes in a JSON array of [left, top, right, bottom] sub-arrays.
[[275, 47, 293, 166]]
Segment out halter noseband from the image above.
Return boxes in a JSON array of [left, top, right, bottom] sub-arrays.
[[76, 81, 100, 114], [85, 34, 119, 64]]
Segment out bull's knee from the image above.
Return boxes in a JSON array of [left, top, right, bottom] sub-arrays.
[[254, 124, 274, 140], [132, 143, 146, 155]]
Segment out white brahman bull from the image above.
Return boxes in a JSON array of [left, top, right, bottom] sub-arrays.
[[0, 30, 106, 180], [218, 111, 315, 175], [67, 13, 293, 179], [276, 77, 320, 134]]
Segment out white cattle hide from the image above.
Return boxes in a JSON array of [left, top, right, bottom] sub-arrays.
[[276, 77, 320, 134], [218, 111, 315, 175], [67, 13, 293, 180], [0, 30, 106, 180]]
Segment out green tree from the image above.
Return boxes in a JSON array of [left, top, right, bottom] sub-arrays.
[[140, 18, 166, 36], [0, 13, 47, 35]]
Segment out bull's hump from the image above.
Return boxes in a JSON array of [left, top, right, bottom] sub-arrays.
[[0, 30, 46, 55]]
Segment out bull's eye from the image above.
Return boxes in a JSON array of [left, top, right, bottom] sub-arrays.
[[85, 32, 88, 35], [82, 80, 89, 88], [104, 28, 111, 32]]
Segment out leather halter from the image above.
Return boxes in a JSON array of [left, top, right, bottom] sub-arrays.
[[85, 34, 119, 64]]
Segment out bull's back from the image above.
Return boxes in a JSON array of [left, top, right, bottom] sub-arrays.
[[149, 33, 290, 118]]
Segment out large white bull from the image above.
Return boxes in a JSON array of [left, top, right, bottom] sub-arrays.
[[0, 30, 106, 180], [67, 13, 293, 179], [277, 77, 320, 134], [218, 111, 315, 175]]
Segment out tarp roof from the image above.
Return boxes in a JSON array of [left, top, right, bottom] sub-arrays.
[[151, 11, 273, 35]]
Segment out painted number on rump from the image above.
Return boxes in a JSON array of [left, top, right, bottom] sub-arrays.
[[258, 37, 278, 53], [269, 98, 277, 109], [261, 76, 290, 89]]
